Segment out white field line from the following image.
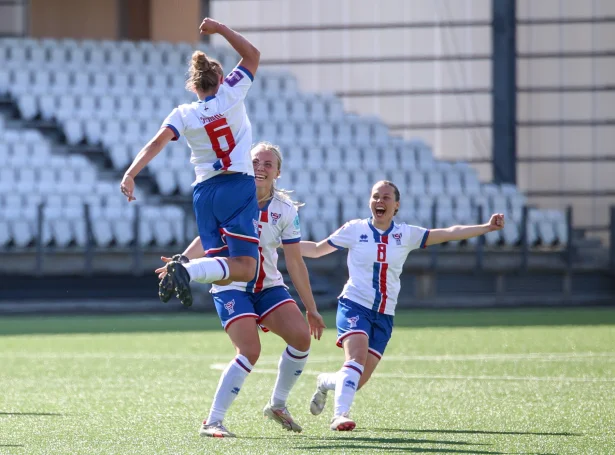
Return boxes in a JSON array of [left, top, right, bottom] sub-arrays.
[[208, 363, 615, 383], [1, 352, 615, 362]]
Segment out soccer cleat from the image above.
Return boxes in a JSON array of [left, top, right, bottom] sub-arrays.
[[158, 254, 189, 304], [199, 420, 236, 438], [166, 260, 192, 307], [309, 374, 328, 416], [330, 413, 356, 431], [263, 403, 303, 433]]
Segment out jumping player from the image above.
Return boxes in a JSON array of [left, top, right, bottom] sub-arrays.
[[120, 18, 261, 307], [156, 142, 327, 438], [300, 180, 505, 431]]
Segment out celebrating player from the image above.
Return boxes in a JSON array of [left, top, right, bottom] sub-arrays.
[[156, 142, 327, 438], [120, 18, 261, 307], [300, 180, 505, 431]]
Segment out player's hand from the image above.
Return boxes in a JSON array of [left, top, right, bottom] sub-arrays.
[[199, 18, 222, 35], [120, 174, 136, 202], [155, 256, 173, 280], [487, 213, 505, 231], [306, 310, 326, 340]]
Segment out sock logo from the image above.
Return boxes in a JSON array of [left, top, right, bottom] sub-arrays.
[[294, 369, 303, 376], [224, 299, 235, 315], [231, 387, 240, 395], [347, 316, 359, 328], [344, 379, 356, 390]]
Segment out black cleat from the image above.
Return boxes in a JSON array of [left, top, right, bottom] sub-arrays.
[[158, 254, 189, 304], [167, 260, 193, 307]]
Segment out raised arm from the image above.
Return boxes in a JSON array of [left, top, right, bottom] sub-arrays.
[[300, 239, 338, 258], [425, 214, 505, 247], [121, 128, 174, 202], [199, 18, 260, 77]]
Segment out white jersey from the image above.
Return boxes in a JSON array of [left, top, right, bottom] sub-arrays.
[[327, 218, 429, 316], [162, 66, 254, 185], [212, 194, 302, 294]]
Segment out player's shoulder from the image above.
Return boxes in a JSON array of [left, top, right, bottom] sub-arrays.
[[271, 193, 295, 211], [346, 218, 368, 228]]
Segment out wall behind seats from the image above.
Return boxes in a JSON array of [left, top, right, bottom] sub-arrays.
[[30, 0, 118, 40], [210, 0, 494, 179]]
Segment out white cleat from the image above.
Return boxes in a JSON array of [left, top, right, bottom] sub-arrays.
[[330, 413, 356, 431], [310, 374, 328, 416], [263, 403, 303, 433], [199, 420, 236, 438]]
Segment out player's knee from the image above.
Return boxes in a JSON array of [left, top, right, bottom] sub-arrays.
[[239, 346, 260, 365], [291, 328, 311, 352], [229, 257, 257, 282]]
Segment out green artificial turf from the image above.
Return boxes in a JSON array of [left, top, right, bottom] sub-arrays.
[[0, 308, 614, 454]]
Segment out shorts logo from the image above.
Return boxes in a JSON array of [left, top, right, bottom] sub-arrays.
[[271, 212, 281, 225], [224, 299, 235, 315], [359, 234, 368, 242], [392, 233, 402, 245], [344, 379, 356, 390], [347, 316, 359, 328]]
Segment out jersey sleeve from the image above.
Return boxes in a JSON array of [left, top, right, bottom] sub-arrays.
[[161, 107, 184, 141], [326, 221, 356, 250], [404, 224, 430, 251], [216, 65, 254, 107], [281, 205, 301, 244]]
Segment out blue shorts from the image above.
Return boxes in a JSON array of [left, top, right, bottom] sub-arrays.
[[212, 286, 296, 330], [336, 298, 394, 359], [193, 173, 259, 260]]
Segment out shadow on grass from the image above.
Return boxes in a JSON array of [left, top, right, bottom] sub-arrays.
[[1, 307, 614, 336], [305, 435, 482, 446], [294, 445, 506, 454], [0, 412, 62, 416], [376, 428, 581, 437]]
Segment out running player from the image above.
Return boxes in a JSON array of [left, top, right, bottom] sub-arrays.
[[300, 180, 505, 431], [156, 142, 327, 438], [120, 18, 260, 307]]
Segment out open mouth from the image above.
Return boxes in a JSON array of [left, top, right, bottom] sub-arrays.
[[255, 174, 266, 181], [375, 207, 386, 217]]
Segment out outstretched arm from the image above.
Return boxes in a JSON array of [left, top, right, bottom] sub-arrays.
[[283, 243, 326, 340], [199, 18, 260, 77], [121, 128, 174, 202], [300, 239, 338, 258], [425, 214, 505, 246]]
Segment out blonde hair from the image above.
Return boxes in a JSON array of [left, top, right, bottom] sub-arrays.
[[251, 141, 304, 208], [185, 51, 223, 93]]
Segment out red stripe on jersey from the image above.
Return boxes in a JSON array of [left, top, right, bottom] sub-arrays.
[[382, 235, 388, 244], [254, 210, 268, 292], [377, 262, 388, 313]]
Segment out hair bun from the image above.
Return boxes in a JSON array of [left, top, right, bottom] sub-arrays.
[[192, 51, 210, 72]]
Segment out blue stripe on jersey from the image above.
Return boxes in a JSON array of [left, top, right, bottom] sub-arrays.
[[205, 95, 216, 101], [282, 237, 301, 244], [327, 239, 344, 250], [420, 230, 430, 248], [237, 65, 254, 81], [163, 124, 180, 140], [367, 218, 394, 242], [213, 160, 223, 171], [372, 263, 382, 311]]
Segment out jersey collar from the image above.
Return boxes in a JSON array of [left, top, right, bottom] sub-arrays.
[[259, 198, 273, 212], [368, 218, 394, 241], [198, 95, 216, 102]]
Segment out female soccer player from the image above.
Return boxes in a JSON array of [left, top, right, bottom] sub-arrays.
[[121, 18, 261, 307], [156, 142, 327, 438], [300, 180, 505, 431]]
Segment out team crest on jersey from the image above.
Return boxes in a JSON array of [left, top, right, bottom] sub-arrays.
[[359, 234, 368, 243], [270, 212, 281, 225], [224, 299, 235, 315], [347, 316, 360, 328], [392, 233, 403, 245]]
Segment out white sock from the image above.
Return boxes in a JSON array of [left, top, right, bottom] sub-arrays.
[[206, 354, 252, 424], [184, 257, 229, 284], [270, 346, 309, 408], [333, 360, 364, 417], [318, 372, 338, 391]]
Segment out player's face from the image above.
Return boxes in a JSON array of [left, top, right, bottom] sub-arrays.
[[252, 148, 280, 190], [369, 183, 400, 222]]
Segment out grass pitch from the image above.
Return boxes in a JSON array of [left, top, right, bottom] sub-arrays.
[[0, 307, 614, 454]]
